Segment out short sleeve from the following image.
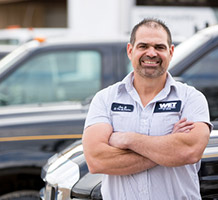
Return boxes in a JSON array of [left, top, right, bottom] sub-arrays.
[[181, 88, 213, 131], [84, 89, 112, 129]]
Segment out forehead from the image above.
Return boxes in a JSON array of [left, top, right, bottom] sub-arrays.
[[135, 25, 168, 45]]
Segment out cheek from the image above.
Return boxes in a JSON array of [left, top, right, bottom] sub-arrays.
[[130, 54, 140, 65], [133, 52, 144, 62], [161, 54, 171, 66]]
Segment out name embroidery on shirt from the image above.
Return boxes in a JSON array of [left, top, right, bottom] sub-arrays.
[[111, 103, 134, 112], [154, 100, 181, 113]]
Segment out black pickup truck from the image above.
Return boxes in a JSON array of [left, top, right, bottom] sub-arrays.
[[0, 35, 132, 199], [40, 25, 218, 200]]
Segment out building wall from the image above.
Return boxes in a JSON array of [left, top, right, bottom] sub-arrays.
[[0, 0, 66, 28], [68, 0, 135, 35]]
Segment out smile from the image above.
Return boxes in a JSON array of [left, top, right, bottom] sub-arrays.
[[143, 61, 158, 64], [141, 60, 160, 67]]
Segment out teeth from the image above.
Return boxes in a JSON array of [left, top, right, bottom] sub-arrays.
[[144, 61, 156, 64]]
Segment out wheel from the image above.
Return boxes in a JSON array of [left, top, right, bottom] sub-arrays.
[[0, 190, 40, 200]]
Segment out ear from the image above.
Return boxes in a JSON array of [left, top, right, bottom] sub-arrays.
[[127, 43, 133, 60], [169, 44, 174, 60]]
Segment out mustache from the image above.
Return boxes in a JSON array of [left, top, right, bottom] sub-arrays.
[[139, 56, 161, 63]]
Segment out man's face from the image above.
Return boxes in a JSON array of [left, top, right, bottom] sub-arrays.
[[127, 25, 174, 79]]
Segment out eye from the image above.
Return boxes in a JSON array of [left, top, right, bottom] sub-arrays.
[[139, 45, 146, 49], [155, 45, 166, 50], [138, 44, 148, 49]]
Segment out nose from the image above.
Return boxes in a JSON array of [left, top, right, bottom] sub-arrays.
[[146, 46, 157, 58]]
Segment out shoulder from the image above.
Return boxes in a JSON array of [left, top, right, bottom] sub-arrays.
[[167, 73, 205, 100], [174, 81, 205, 99], [175, 82, 207, 106]]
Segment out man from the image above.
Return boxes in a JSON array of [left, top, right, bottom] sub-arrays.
[[82, 18, 212, 200]]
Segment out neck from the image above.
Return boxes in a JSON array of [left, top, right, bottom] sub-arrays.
[[133, 72, 167, 106]]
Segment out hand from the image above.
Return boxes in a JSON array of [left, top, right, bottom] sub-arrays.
[[109, 132, 131, 150], [172, 118, 194, 134]]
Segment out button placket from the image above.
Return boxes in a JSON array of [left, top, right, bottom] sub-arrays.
[[138, 171, 149, 200], [139, 106, 152, 135]]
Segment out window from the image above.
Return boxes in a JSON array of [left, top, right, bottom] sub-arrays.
[[0, 50, 101, 106], [181, 47, 218, 120]]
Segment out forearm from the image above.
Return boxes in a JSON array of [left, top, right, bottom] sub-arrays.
[[82, 123, 157, 175], [126, 123, 209, 166], [109, 123, 210, 167], [84, 140, 157, 175], [127, 133, 191, 166]]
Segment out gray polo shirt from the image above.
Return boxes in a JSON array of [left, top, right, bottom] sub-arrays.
[[84, 72, 212, 200]]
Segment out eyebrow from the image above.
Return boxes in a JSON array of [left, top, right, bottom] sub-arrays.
[[136, 42, 168, 48]]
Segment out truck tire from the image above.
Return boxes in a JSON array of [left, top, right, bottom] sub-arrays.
[[0, 190, 40, 200]]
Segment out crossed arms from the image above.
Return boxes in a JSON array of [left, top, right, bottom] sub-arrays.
[[82, 118, 210, 175]]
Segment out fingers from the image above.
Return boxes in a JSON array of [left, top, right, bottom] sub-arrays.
[[175, 124, 195, 133], [172, 118, 195, 134], [174, 118, 193, 127]]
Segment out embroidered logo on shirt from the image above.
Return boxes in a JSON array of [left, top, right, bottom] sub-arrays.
[[154, 100, 181, 113], [111, 103, 134, 112]]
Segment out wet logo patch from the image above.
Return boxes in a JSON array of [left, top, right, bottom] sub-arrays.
[[154, 100, 181, 113], [111, 103, 134, 112]]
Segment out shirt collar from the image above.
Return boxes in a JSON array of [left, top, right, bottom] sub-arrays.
[[117, 71, 178, 98], [165, 72, 177, 92], [117, 71, 134, 94], [156, 72, 177, 101]]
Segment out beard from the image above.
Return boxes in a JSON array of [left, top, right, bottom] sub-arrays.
[[135, 57, 166, 79]]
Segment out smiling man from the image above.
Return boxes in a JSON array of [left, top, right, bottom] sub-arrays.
[[82, 19, 212, 200]]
